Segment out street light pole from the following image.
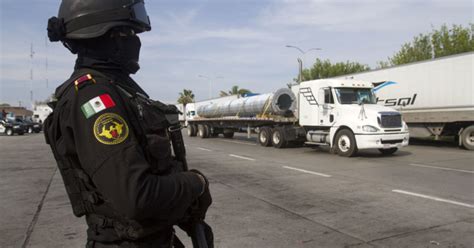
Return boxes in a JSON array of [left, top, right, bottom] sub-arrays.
[[285, 45, 322, 84], [198, 75, 223, 99]]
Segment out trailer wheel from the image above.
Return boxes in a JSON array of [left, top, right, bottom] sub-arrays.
[[460, 125, 474, 150], [258, 127, 272, 147], [204, 125, 211, 138], [335, 129, 358, 157], [6, 128, 13, 136], [272, 127, 288, 149], [223, 131, 234, 139], [210, 128, 220, 137], [187, 125, 197, 137], [378, 148, 398, 155], [198, 125, 209, 139]]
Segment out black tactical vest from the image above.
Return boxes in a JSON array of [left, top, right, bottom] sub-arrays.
[[44, 69, 184, 243]]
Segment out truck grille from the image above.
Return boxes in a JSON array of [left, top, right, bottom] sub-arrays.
[[379, 112, 402, 128]]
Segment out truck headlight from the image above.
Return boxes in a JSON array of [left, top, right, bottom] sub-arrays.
[[362, 125, 379, 132]]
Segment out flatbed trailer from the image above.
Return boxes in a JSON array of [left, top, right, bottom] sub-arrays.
[[187, 116, 298, 139]]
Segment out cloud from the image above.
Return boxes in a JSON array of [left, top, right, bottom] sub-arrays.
[[143, 27, 273, 46], [257, 0, 471, 32]]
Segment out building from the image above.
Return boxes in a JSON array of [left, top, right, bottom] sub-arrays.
[[0, 106, 33, 119]]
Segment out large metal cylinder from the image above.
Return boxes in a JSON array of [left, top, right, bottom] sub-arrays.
[[197, 88, 296, 118]]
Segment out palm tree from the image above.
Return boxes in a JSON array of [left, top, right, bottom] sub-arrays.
[[177, 89, 195, 121], [178, 89, 195, 105], [219, 85, 252, 97]]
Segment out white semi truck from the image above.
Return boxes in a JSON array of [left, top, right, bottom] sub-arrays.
[[186, 79, 409, 157], [336, 52, 473, 150]]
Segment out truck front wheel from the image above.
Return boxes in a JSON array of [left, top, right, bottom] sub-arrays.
[[460, 125, 474, 150], [272, 127, 288, 149], [258, 127, 272, 147], [335, 129, 358, 157]]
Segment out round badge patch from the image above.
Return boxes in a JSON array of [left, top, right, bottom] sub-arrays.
[[93, 113, 129, 145]]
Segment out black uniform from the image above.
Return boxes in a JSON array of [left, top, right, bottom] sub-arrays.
[[45, 57, 205, 247]]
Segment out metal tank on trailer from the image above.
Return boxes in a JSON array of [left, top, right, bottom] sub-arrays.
[[196, 88, 297, 118]]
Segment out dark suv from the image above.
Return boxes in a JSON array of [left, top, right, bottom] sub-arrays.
[[15, 118, 42, 133], [0, 119, 25, 136]]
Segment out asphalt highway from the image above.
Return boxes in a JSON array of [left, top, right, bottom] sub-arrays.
[[1, 133, 473, 247]]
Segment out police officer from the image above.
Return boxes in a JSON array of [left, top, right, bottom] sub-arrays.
[[44, 0, 212, 247]]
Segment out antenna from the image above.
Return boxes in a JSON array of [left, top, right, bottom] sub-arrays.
[[45, 36, 49, 88], [30, 43, 35, 106]]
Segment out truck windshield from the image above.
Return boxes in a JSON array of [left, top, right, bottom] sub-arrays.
[[334, 88, 376, 104]]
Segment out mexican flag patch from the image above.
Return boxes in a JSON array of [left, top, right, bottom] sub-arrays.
[[81, 94, 116, 119]]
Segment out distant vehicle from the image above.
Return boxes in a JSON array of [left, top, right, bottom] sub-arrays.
[[336, 52, 473, 150], [32, 104, 53, 123], [187, 79, 409, 157], [15, 118, 42, 133], [0, 119, 25, 136]]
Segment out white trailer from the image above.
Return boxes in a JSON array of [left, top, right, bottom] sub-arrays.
[[335, 52, 474, 150], [187, 79, 409, 157]]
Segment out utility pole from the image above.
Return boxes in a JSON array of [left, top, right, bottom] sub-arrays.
[[30, 43, 35, 107]]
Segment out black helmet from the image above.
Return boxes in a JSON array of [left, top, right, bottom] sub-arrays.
[[48, 0, 151, 41]]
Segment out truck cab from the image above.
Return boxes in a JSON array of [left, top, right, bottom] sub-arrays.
[[294, 79, 409, 156]]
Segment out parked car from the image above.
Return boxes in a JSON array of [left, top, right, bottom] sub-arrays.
[[0, 119, 25, 136], [15, 118, 42, 133]]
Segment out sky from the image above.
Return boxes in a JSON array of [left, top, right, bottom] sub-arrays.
[[0, 0, 472, 108]]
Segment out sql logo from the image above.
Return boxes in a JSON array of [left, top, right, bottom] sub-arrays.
[[372, 81, 417, 107]]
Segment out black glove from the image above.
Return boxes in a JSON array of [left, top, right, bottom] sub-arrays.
[[189, 169, 212, 221]]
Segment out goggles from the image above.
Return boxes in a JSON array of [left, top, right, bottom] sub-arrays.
[[66, 1, 151, 33]]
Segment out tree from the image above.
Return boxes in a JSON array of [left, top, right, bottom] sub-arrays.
[[297, 58, 370, 81], [177, 89, 195, 106], [219, 86, 252, 97], [380, 23, 473, 67], [431, 24, 473, 58], [376, 60, 391, 69], [389, 33, 433, 65]]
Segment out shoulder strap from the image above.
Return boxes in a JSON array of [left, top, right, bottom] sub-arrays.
[[55, 69, 95, 99]]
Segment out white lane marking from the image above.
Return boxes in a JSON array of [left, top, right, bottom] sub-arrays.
[[219, 139, 257, 146], [409, 163, 474, 174], [229, 154, 256, 161], [196, 147, 212, 152], [282, 166, 332, 178], [392, 189, 474, 209]]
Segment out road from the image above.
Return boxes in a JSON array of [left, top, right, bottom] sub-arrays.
[[1, 133, 473, 248]]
